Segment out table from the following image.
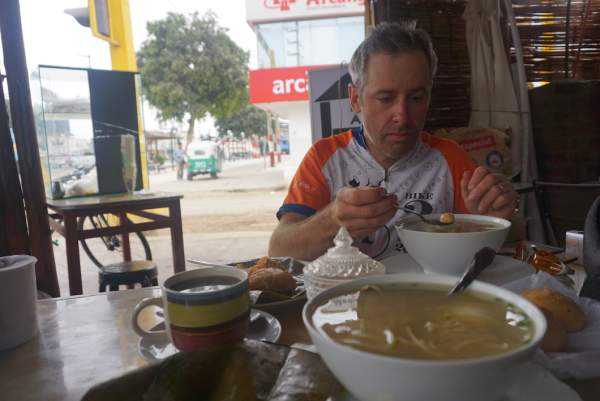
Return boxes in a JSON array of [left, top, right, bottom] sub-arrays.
[[47, 191, 185, 295], [0, 288, 597, 401]]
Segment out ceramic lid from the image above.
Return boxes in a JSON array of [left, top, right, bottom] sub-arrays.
[[304, 227, 386, 278]]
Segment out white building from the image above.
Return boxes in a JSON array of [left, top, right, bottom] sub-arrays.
[[245, 0, 365, 181]]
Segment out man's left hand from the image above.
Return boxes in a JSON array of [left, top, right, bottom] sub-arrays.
[[461, 166, 518, 220]]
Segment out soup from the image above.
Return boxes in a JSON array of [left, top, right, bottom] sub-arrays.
[[317, 284, 533, 360], [171, 275, 240, 293], [404, 218, 504, 233]]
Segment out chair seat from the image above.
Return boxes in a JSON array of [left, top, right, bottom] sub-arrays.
[[98, 260, 158, 292]]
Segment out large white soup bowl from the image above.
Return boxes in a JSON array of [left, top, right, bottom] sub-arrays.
[[303, 273, 546, 401], [394, 214, 511, 276]]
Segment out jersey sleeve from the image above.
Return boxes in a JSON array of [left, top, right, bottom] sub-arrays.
[[277, 131, 353, 219], [422, 133, 476, 213], [277, 144, 332, 219]]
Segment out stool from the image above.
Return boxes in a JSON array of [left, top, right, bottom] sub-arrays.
[[98, 260, 159, 292]]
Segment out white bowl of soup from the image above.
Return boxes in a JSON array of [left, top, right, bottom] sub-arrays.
[[394, 214, 511, 276], [303, 273, 546, 401]]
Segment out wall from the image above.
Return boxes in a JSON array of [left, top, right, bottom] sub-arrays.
[[530, 80, 600, 183]]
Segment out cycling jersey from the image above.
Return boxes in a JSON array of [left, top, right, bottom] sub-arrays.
[[277, 127, 476, 259]]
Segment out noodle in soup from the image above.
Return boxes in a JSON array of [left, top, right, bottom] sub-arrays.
[[318, 284, 533, 360]]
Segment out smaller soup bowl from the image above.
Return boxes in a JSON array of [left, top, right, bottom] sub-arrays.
[[303, 273, 546, 401], [394, 214, 511, 276]]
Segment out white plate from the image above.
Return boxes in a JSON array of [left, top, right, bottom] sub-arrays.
[[137, 309, 282, 362], [381, 253, 535, 287], [335, 362, 582, 401]]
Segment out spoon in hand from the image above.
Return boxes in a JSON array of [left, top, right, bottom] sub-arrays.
[[402, 207, 455, 226], [448, 247, 497, 295]]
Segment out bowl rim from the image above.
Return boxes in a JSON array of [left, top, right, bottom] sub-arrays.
[[395, 214, 511, 234], [303, 273, 546, 367]]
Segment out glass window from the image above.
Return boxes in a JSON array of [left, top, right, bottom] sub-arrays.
[[256, 16, 364, 68]]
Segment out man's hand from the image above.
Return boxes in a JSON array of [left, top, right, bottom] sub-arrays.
[[461, 166, 518, 220], [329, 186, 397, 239]]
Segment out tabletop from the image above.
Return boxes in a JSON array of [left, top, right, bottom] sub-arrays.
[[0, 284, 597, 401], [46, 191, 183, 211]]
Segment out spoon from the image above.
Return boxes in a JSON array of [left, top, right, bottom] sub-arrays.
[[402, 207, 454, 226], [448, 247, 497, 295]]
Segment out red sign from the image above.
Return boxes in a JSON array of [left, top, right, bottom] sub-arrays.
[[460, 135, 496, 152], [249, 65, 326, 103]]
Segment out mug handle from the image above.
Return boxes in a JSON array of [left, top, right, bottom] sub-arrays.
[[131, 297, 166, 340]]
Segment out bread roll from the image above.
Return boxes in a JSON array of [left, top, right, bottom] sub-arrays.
[[248, 268, 297, 292], [521, 287, 585, 332], [539, 308, 568, 352]]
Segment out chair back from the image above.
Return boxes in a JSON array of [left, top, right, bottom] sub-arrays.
[[580, 196, 600, 300]]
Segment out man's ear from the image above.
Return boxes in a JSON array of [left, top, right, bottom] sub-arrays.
[[348, 83, 361, 113]]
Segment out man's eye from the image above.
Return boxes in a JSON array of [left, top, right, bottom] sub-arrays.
[[377, 96, 393, 103], [411, 94, 426, 103]]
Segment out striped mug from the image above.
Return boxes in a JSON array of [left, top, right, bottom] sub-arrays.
[[132, 267, 249, 351]]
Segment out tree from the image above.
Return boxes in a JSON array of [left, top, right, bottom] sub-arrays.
[[214, 105, 267, 138], [138, 12, 249, 144]]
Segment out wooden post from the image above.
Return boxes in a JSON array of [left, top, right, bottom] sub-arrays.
[[0, 0, 60, 296], [0, 76, 30, 256]]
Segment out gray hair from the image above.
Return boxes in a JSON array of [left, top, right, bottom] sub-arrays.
[[349, 22, 438, 94]]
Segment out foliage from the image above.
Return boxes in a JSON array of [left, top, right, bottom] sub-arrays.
[[214, 105, 267, 138], [138, 12, 249, 143]]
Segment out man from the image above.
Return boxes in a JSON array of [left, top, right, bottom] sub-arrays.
[[269, 23, 518, 261], [173, 141, 187, 180]]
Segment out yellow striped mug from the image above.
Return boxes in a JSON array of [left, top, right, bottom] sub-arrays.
[[132, 267, 249, 351]]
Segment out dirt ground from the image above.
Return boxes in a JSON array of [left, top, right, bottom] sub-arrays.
[[147, 157, 287, 235]]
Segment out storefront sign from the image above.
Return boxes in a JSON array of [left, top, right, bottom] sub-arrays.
[[246, 0, 364, 24], [309, 65, 361, 141], [250, 66, 326, 103]]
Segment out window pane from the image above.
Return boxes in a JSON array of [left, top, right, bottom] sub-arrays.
[[256, 16, 364, 68]]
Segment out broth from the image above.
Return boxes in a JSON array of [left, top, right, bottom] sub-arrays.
[[317, 284, 532, 360], [404, 219, 504, 233], [171, 276, 239, 293]]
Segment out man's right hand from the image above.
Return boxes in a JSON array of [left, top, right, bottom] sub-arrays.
[[329, 186, 398, 239]]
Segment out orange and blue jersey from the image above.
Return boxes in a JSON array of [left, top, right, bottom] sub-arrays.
[[277, 127, 476, 259]]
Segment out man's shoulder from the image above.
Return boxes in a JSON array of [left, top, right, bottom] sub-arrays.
[[420, 131, 471, 164], [313, 129, 354, 149], [307, 129, 355, 161]]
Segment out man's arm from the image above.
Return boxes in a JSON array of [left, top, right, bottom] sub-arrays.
[[268, 209, 339, 261], [269, 187, 397, 261]]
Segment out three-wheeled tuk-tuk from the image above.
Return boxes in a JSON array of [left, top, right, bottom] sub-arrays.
[[186, 140, 223, 180]]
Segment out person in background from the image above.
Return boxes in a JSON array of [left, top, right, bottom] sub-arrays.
[[173, 141, 187, 180], [269, 22, 518, 261]]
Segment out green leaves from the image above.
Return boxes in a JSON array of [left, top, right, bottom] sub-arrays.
[[138, 12, 249, 127], [214, 105, 267, 139]]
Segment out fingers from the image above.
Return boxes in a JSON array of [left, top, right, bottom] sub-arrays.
[[463, 167, 517, 218], [466, 166, 489, 192], [332, 186, 398, 237], [477, 179, 509, 213], [337, 186, 388, 206], [460, 169, 472, 201]]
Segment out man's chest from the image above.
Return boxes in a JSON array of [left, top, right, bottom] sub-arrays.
[[322, 146, 455, 214]]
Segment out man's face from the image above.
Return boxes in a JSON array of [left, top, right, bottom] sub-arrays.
[[349, 51, 432, 168]]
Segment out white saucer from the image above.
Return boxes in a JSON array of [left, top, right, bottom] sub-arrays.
[[381, 253, 535, 287], [336, 362, 582, 401], [138, 309, 282, 362]]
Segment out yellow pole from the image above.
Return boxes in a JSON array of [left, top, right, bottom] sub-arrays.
[[89, 0, 149, 189]]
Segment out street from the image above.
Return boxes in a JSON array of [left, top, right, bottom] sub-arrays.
[[51, 156, 289, 295]]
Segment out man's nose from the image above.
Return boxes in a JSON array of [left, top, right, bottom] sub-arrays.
[[391, 99, 410, 124]]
